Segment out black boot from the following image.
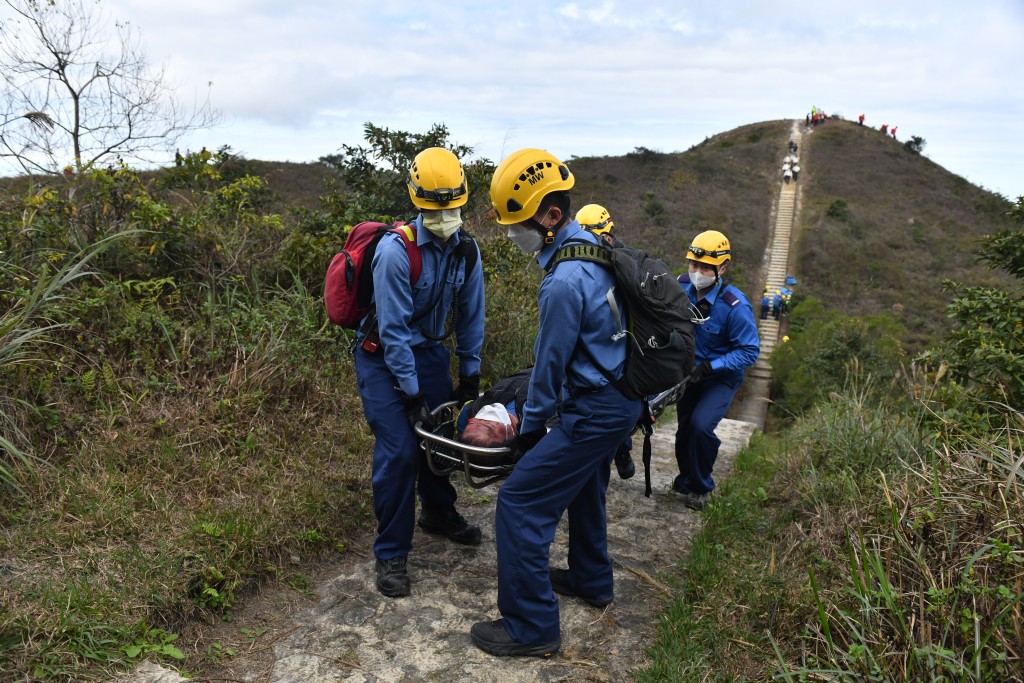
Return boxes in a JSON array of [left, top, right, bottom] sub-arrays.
[[375, 556, 410, 597], [418, 505, 482, 546], [613, 445, 636, 480], [549, 567, 613, 608], [470, 618, 560, 658]]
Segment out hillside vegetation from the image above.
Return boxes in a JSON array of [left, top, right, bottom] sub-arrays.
[[0, 120, 1018, 682]]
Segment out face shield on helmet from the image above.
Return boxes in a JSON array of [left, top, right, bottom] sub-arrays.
[[489, 148, 574, 226], [407, 147, 469, 210], [575, 204, 614, 235]]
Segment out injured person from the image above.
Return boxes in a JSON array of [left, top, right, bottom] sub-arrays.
[[454, 367, 636, 479]]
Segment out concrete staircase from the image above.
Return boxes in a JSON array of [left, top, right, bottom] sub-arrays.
[[749, 122, 802, 383]]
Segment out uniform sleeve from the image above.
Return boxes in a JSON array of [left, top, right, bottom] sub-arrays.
[[710, 297, 760, 373], [520, 277, 584, 434], [373, 234, 419, 396], [454, 238, 485, 378]]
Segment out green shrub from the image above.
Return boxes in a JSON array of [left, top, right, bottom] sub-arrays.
[[770, 296, 906, 418]]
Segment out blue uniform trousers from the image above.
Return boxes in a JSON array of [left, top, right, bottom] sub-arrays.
[[355, 344, 457, 560], [673, 371, 743, 494], [495, 384, 641, 645]]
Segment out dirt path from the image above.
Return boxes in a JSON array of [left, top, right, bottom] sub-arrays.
[[114, 120, 805, 683], [117, 418, 756, 683]]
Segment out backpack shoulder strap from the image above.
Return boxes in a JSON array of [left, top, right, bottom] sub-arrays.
[[455, 228, 478, 277], [548, 239, 612, 272], [389, 223, 422, 285]]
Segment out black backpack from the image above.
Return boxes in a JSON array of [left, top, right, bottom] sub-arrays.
[[548, 234, 696, 496], [548, 234, 695, 400]]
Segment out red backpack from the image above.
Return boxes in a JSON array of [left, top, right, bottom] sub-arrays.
[[324, 221, 422, 328]]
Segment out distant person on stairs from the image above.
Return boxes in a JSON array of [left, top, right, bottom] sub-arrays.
[[672, 231, 760, 511]]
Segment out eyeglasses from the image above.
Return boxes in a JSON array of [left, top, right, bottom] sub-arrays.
[[688, 246, 730, 259], [409, 178, 467, 204]]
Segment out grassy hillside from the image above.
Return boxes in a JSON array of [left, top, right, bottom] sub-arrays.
[[796, 119, 1015, 349], [566, 120, 790, 295], [0, 119, 1017, 681]]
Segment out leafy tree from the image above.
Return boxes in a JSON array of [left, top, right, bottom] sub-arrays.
[[0, 0, 217, 176], [903, 135, 926, 155], [923, 196, 1024, 406], [770, 296, 906, 418], [318, 122, 494, 226]]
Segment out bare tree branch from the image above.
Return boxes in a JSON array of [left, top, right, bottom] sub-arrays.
[[0, 0, 219, 175]]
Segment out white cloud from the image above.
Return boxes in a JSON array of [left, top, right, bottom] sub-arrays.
[[2, 0, 1022, 196]]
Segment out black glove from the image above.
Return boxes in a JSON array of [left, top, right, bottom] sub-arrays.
[[689, 361, 713, 384], [509, 429, 545, 462], [403, 392, 437, 431], [450, 374, 480, 407]]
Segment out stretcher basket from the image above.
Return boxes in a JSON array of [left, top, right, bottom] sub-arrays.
[[416, 401, 515, 488], [414, 378, 688, 489]]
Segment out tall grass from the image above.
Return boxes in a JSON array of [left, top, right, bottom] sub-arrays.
[[0, 234, 130, 494], [640, 372, 1023, 681], [774, 392, 1023, 680]]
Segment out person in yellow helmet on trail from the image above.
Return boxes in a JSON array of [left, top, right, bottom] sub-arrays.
[[575, 203, 614, 235], [354, 147, 486, 599], [470, 148, 641, 658], [574, 203, 636, 481], [673, 230, 760, 511]]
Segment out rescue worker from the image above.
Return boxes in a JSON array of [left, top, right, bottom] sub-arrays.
[[673, 231, 760, 510], [354, 147, 486, 598], [575, 203, 614, 235], [760, 287, 771, 320], [470, 149, 641, 658], [772, 289, 783, 319], [574, 202, 636, 480]]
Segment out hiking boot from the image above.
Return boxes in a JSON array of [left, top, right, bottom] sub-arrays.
[[470, 618, 560, 658], [613, 447, 636, 480], [375, 556, 410, 598], [418, 505, 482, 546], [669, 482, 690, 497], [549, 567, 613, 608], [683, 492, 711, 511]]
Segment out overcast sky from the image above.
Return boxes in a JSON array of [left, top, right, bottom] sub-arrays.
[[15, 1, 1024, 198]]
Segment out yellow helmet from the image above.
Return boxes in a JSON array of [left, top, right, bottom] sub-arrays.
[[686, 230, 732, 266], [489, 148, 574, 225], [575, 204, 614, 235], [407, 147, 468, 210]]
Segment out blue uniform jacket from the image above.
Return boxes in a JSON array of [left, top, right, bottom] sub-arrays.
[[520, 222, 628, 434], [678, 275, 760, 374], [366, 215, 485, 397]]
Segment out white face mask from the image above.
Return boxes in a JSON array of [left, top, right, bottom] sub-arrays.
[[422, 209, 462, 239], [507, 224, 544, 254], [689, 270, 717, 290]]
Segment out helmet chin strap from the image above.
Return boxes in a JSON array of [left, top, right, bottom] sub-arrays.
[[525, 210, 569, 245], [524, 216, 554, 245]]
